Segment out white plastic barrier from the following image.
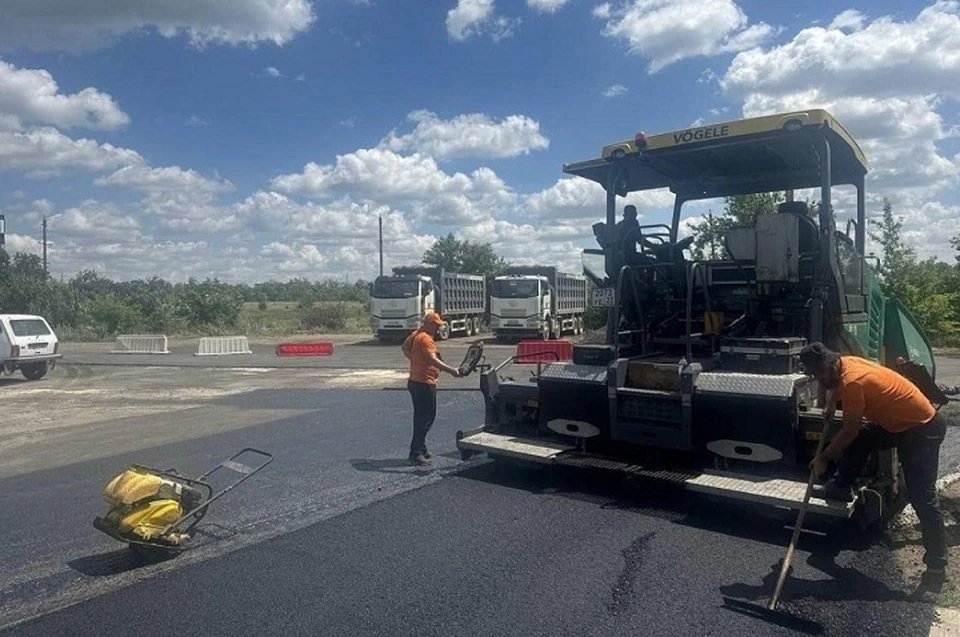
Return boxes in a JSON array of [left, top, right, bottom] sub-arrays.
[[111, 334, 170, 354], [195, 336, 253, 356]]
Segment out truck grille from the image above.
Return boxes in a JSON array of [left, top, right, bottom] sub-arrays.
[[500, 309, 527, 319], [379, 310, 407, 319]]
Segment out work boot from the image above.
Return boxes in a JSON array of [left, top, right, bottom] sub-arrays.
[[409, 454, 431, 466], [912, 568, 946, 603], [811, 479, 854, 502], [422, 451, 433, 460]]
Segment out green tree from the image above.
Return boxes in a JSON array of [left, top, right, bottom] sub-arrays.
[[422, 233, 508, 279], [869, 198, 916, 302], [70, 270, 115, 297], [10, 252, 47, 280], [0, 247, 10, 281], [870, 199, 960, 345], [175, 279, 243, 330], [84, 293, 142, 337], [687, 192, 785, 260]]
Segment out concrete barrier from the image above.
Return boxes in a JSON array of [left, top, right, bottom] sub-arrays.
[[195, 336, 253, 356], [111, 334, 170, 354]]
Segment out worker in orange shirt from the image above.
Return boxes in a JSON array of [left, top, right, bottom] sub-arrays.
[[801, 342, 948, 597], [401, 311, 461, 466]]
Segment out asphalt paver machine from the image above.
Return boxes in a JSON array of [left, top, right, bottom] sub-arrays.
[[457, 110, 941, 527]]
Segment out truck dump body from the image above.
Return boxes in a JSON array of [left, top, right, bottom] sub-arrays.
[[393, 266, 486, 317]]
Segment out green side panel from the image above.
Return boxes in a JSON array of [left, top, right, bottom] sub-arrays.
[[884, 299, 937, 380], [842, 264, 884, 362]]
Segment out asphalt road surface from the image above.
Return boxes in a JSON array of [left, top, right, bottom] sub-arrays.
[[1, 351, 959, 636]]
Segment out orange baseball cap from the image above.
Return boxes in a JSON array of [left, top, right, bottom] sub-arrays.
[[423, 311, 446, 326]]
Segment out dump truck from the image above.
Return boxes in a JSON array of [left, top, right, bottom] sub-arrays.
[[370, 265, 486, 342], [490, 266, 588, 342], [457, 110, 941, 528]]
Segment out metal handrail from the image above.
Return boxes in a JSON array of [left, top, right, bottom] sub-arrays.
[[684, 261, 715, 361]]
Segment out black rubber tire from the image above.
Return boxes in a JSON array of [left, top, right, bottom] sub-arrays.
[[21, 362, 48, 381]]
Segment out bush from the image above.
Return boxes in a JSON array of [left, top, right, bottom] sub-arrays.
[[583, 305, 608, 330], [84, 294, 142, 338], [175, 279, 243, 330], [300, 303, 347, 332]]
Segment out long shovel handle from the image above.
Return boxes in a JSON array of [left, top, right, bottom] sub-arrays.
[[768, 422, 832, 610]]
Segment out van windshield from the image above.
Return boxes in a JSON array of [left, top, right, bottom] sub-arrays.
[[10, 319, 51, 337]]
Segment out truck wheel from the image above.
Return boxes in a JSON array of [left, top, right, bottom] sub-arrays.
[[539, 322, 550, 341], [437, 323, 451, 341], [472, 317, 481, 336], [550, 318, 561, 340], [576, 317, 584, 335], [21, 362, 48, 381]]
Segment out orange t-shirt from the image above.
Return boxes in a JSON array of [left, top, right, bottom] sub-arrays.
[[406, 330, 439, 385], [838, 356, 935, 432]]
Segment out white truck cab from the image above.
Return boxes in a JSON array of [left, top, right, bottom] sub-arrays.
[[0, 314, 61, 380]]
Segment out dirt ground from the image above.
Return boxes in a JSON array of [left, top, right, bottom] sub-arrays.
[[890, 478, 960, 609], [889, 402, 960, 612]]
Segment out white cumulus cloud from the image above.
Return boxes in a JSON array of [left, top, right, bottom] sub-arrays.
[[603, 84, 628, 98], [0, 127, 142, 175], [381, 110, 549, 160], [524, 177, 674, 222], [722, 2, 960, 100], [95, 164, 233, 195], [0, 60, 130, 131], [0, 0, 316, 52], [596, 0, 775, 73], [446, 0, 519, 41], [718, 2, 960, 261], [828, 9, 866, 32], [527, 0, 572, 13], [51, 201, 142, 241]]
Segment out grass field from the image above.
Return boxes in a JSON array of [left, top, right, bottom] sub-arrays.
[[239, 301, 370, 336]]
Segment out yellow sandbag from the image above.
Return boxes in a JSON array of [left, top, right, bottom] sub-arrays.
[[103, 467, 188, 507], [110, 499, 183, 540], [103, 468, 165, 506]]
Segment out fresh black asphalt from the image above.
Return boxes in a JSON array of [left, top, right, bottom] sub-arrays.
[[1, 381, 953, 636]]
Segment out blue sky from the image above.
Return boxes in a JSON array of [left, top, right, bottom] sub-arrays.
[[0, 0, 958, 281]]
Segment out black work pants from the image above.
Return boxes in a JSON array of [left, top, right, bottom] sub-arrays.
[[408, 380, 437, 458], [836, 412, 948, 569]]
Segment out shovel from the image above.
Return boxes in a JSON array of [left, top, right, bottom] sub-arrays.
[[722, 421, 834, 635]]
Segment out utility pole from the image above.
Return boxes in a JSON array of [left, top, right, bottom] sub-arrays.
[[42, 216, 48, 275], [378, 213, 384, 277]]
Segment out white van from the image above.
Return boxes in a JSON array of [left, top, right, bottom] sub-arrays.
[[0, 314, 62, 380]]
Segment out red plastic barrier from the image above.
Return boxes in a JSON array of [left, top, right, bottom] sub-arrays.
[[275, 342, 335, 357], [514, 339, 573, 364]]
